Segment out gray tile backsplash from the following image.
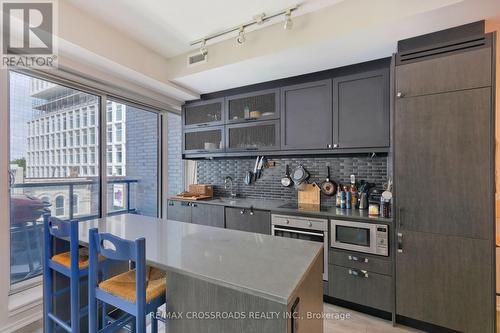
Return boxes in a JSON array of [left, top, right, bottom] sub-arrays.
[[196, 155, 389, 207]]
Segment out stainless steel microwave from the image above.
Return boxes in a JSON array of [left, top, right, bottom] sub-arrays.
[[330, 219, 389, 256]]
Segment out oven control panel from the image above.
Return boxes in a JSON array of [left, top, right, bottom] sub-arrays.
[[375, 225, 388, 256]]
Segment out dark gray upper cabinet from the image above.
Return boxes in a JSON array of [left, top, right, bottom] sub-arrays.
[[183, 126, 225, 155], [225, 207, 271, 235], [280, 80, 333, 150], [395, 47, 491, 97], [226, 120, 280, 152], [190, 202, 225, 228], [333, 69, 390, 149], [225, 89, 280, 124], [182, 98, 225, 128]]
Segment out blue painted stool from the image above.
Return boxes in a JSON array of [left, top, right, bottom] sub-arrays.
[[43, 213, 99, 333], [88, 228, 166, 333]]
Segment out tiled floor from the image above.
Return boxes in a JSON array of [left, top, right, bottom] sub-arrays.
[[15, 303, 423, 333]]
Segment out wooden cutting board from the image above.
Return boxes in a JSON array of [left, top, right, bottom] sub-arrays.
[[298, 183, 321, 206]]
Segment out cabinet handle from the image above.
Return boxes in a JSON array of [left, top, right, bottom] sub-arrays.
[[192, 203, 197, 208], [348, 255, 368, 263], [245, 147, 258, 151], [348, 269, 368, 278], [327, 144, 332, 149], [196, 123, 209, 127], [168, 201, 174, 206], [398, 207, 403, 230], [240, 209, 245, 215], [249, 209, 254, 216], [396, 92, 404, 98], [195, 149, 208, 153], [333, 144, 338, 148], [397, 232, 403, 253]]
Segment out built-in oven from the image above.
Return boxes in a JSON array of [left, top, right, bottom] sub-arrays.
[[272, 214, 328, 281], [330, 219, 389, 256]]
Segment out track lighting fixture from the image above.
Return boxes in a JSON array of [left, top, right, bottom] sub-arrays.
[[236, 27, 246, 44], [199, 39, 208, 56], [190, 4, 299, 49], [283, 9, 293, 30]]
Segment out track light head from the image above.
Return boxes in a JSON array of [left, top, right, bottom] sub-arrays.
[[284, 9, 293, 30], [236, 27, 246, 44], [199, 39, 208, 56]]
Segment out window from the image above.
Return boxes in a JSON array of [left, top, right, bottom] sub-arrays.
[[115, 145, 122, 163], [107, 103, 113, 123], [82, 109, 88, 127], [90, 108, 96, 126], [90, 147, 95, 164], [68, 132, 73, 147], [82, 129, 87, 145], [55, 196, 65, 216], [89, 127, 96, 144], [75, 111, 80, 128], [83, 148, 88, 164], [72, 194, 78, 215], [107, 125, 112, 142], [115, 124, 122, 142], [107, 145, 112, 164], [116, 105, 123, 121], [68, 112, 73, 129], [75, 148, 80, 164], [75, 130, 80, 146], [115, 167, 122, 176]]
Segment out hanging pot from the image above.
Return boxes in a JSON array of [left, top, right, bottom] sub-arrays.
[[291, 165, 309, 187], [281, 164, 292, 187], [321, 166, 337, 196]]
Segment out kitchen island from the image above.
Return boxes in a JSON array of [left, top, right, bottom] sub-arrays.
[[77, 214, 324, 333]]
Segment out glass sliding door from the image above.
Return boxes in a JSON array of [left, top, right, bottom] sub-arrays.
[[167, 112, 184, 197], [106, 100, 159, 217], [8, 71, 101, 289]]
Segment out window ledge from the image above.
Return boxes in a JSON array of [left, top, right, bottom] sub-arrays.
[[8, 284, 43, 317]]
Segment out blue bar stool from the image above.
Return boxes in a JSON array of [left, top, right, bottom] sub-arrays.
[[88, 228, 166, 333], [43, 213, 104, 333]]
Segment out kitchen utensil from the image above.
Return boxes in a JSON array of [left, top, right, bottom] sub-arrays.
[[320, 166, 336, 196], [291, 165, 310, 187], [298, 183, 321, 206], [359, 192, 368, 210], [244, 171, 252, 185], [281, 164, 292, 187], [249, 110, 262, 118], [253, 156, 260, 181], [256, 156, 264, 179], [188, 184, 213, 197], [204, 142, 217, 150]]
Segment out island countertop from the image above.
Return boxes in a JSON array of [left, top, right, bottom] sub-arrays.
[[77, 214, 323, 305]]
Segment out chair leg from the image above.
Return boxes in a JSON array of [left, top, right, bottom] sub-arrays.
[[151, 309, 158, 333], [136, 313, 146, 333], [70, 273, 80, 333], [88, 291, 97, 333], [43, 267, 53, 333]]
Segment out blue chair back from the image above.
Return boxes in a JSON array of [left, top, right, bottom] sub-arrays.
[[43, 213, 80, 269]]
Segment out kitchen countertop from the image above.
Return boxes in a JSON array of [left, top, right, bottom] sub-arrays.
[[169, 197, 393, 224], [77, 214, 323, 304]]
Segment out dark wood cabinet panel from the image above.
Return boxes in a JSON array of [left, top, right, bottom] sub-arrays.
[[329, 264, 392, 312], [396, 231, 493, 333], [225, 207, 271, 235], [167, 200, 191, 223], [395, 88, 491, 239], [191, 203, 225, 228], [280, 80, 333, 150], [183, 98, 225, 128], [333, 69, 390, 148], [395, 47, 491, 97], [225, 89, 279, 124], [329, 249, 392, 276]]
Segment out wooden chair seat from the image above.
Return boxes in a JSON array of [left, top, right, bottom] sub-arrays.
[[52, 248, 105, 269], [99, 267, 166, 303]]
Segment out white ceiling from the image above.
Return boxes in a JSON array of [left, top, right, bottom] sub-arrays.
[[68, 0, 344, 58]]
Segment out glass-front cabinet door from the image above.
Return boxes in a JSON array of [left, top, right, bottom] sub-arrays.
[[226, 120, 280, 152], [183, 98, 224, 128], [183, 126, 225, 154], [225, 89, 279, 123]]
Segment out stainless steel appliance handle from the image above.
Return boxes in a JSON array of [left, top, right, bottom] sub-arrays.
[[397, 232, 403, 253], [348, 269, 369, 278], [272, 227, 324, 238], [348, 255, 368, 263]]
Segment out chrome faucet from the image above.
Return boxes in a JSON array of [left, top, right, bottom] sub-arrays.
[[224, 176, 237, 198]]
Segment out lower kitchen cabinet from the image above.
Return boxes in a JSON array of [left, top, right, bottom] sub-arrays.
[[396, 231, 493, 332], [190, 202, 225, 228], [328, 249, 392, 312], [225, 207, 271, 235], [167, 200, 191, 223], [167, 200, 225, 228], [329, 264, 392, 312]]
